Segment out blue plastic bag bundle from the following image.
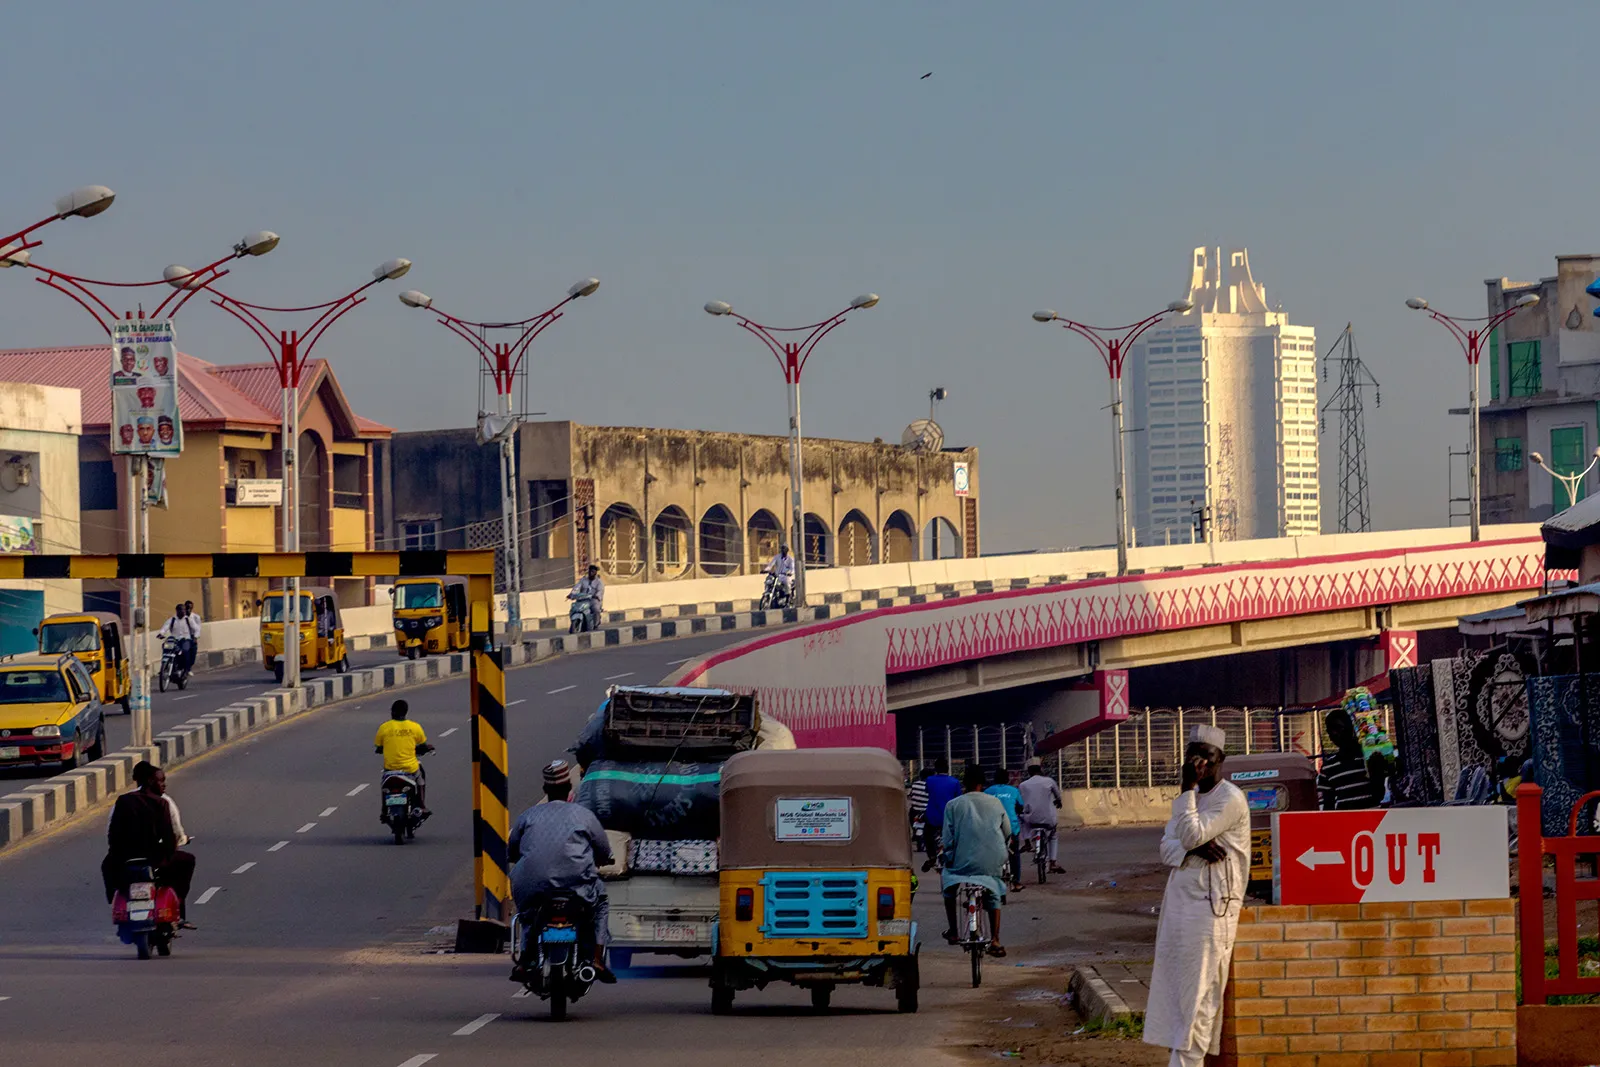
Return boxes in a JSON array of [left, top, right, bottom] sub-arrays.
[[576, 759, 723, 840]]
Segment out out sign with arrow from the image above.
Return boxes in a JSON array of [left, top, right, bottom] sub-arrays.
[[1272, 808, 1509, 905]]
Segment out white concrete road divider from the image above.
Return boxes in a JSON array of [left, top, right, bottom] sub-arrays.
[[0, 638, 549, 855]]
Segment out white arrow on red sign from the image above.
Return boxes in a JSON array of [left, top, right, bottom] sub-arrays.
[[1296, 848, 1343, 870]]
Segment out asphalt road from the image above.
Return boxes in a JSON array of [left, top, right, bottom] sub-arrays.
[[0, 630, 1165, 1067]]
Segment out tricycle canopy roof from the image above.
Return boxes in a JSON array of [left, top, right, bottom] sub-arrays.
[[719, 747, 911, 870]]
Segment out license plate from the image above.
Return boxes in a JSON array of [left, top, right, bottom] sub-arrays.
[[385, 795, 408, 806], [653, 923, 702, 943], [877, 919, 911, 937], [127, 908, 151, 922], [0, 747, 16, 760]]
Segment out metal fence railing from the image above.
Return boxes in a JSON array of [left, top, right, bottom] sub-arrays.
[[907, 704, 1391, 789]]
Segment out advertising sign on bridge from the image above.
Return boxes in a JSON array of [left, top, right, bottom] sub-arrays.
[[1272, 807, 1509, 905]]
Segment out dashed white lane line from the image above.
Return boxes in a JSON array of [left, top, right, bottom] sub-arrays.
[[507, 699, 526, 707], [267, 841, 289, 852], [439, 728, 458, 738], [297, 822, 317, 834], [347, 784, 369, 797], [452, 1013, 499, 1036], [228, 685, 252, 691], [173, 694, 197, 701], [547, 685, 576, 695], [232, 862, 256, 875], [194, 887, 221, 905], [603, 672, 634, 680], [665, 658, 691, 666], [511, 989, 531, 999], [319, 806, 337, 817], [0, 996, 10, 1002], [395, 1057, 436, 1067]]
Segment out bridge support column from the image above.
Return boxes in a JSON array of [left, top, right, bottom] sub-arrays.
[[1032, 669, 1131, 756]]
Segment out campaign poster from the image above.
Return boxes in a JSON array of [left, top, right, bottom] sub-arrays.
[[110, 320, 182, 457]]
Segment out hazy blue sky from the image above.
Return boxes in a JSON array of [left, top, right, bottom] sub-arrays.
[[3, 1, 1594, 550]]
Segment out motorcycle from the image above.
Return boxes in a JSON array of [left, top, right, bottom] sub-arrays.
[[568, 594, 597, 635], [380, 770, 425, 844], [111, 859, 180, 960], [158, 635, 190, 692], [511, 892, 598, 1021], [759, 571, 793, 611]]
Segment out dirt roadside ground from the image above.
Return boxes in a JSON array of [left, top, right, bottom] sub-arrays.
[[936, 825, 1173, 1066]]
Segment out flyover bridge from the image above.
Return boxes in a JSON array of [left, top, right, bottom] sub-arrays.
[[667, 525, 1554, 752]]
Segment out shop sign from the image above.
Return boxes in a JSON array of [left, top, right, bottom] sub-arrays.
[[775, 797, 852, 842], [1273, 807, 1509, 904], [235, 479, 283, 506]]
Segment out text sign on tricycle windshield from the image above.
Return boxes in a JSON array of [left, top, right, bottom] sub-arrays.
[[1272, 807, 1509, 905], [775, 798, 853, 842]]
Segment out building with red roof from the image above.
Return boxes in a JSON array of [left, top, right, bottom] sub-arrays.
[[0, 345, 391, 618]]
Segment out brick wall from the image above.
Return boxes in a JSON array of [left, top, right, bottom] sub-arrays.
[[1217, 899, 1517, 1067]]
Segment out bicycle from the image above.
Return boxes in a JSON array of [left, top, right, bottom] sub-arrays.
[[1030, 826, 1056, 885], [953, 882, 991, 988]]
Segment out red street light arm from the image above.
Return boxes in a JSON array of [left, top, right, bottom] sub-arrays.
[[721, 305, 864, 383], [419, 292, 579, 383], [1416, 303, 1532, 364], [23, 250, 243, 334], [1042, 306, 1186, 378]]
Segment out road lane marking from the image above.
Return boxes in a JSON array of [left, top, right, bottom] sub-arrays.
[[319, 807, 337, 817], [195, 887, 221, 905], [439, 728, 458, 738], [547, 685, 575, 694], [297, 822, 317, 833], [268, 841, 289, 852], [228, 685, 252, 691], [507, 699, 526, 707], [396, 1057, 437, 1067], [173, 694, 198, 701], [665, 658, 691, 666], [603, 672, 634, 680], [452, 1013, 499, 1036], [347, 784, 369, 797], [511, 989, 531, 998], [232, 862, 256, 874]]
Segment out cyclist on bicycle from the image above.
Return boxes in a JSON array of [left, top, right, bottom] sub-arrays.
[[1020, 759, 1066, 875], [940, 764, 1011, 957]]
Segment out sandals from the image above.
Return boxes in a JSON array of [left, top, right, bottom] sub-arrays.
[[942, 930, 960, 945], [987, 944, 1008, 958]]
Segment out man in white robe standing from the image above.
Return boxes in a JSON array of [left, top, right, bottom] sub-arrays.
[[1143, 724, 1251, 1066]]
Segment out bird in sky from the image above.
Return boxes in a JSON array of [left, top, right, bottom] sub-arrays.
[[920, 72, 932, 79]]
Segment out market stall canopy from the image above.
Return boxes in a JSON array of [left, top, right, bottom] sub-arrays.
[[1521, 580, 1600, 625], [1458, 602, 1571, 637], [1541, 493, 1600, 570]]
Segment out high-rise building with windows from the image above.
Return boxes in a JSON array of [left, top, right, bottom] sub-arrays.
[[1129, 247, 1318, 544]]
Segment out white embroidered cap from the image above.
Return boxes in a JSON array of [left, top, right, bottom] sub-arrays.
[[1188, 724, 1227, 752]]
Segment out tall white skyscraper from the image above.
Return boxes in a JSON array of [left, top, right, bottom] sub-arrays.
[[1129, 247, 1319, 544]]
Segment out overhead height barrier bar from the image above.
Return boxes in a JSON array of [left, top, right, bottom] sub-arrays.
[[0, 551, 510, 926]]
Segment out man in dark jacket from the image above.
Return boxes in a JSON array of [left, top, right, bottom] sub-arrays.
[[101, 761, 196, 923]]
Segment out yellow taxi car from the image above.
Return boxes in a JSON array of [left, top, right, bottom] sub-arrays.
[[0, 654, 108, 772]]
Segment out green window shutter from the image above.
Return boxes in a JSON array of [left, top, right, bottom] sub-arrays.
[[1551, 426, 1587, 508], [1494, 437, 1523, 472], [1487, 327, 1500, 401], [1509, 340, 1542, 398]]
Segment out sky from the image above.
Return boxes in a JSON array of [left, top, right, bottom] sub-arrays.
[[2, 0, 1595, 552]]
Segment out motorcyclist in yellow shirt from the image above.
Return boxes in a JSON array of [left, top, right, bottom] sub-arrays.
[[374, 699, 434, 818]]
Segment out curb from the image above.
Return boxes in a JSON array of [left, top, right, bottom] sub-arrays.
[[0, 639, 549, 856], [1067, 965, 1134, 1026]]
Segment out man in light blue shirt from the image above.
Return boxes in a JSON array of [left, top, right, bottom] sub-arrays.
[[941, 764, 1011, 957], [985, 767, 1024, 892]]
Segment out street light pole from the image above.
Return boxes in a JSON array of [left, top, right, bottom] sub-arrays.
[[398, 278, 600, 641], [1530, 447, 1600, 512], [1032, 300, 1194, 575], [0, 185, 116, 265], [16, 233, 277, 747], [703, 293, 880, 605], [208, 257, 412, 691], [1406, 293, 1541, 541]]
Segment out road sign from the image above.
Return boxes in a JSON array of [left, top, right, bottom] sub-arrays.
[[1273, 807, 1509, 905]]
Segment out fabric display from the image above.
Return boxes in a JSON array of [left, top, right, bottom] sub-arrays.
[[1527, 674, 1600, 837], [577, 760, 723, 840], [1387, 666, 1444, 806]]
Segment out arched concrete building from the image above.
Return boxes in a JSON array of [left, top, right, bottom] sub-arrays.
[[383, 421, 979, 589]]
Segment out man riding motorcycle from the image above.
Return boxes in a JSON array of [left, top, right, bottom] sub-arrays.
[[374, 699, 433, 818], [763, 545, 796, 600], [568, 565, 605, 631], [509, 759, 618, 985], [157, 603, 200, 675]]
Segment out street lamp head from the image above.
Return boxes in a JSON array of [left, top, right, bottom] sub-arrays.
[[1531, 451, 1545, 466], [374, 257, 412, 282], [235, 231, 280, 258], [850, 293, 880, 310], [162, 264, 204, 290], [1031, 310, 1058, 323], [1166, 299, 1194, 313], [704, 300, 734, 316], [0, 243, 30, 268], [1405, 298, 1429, 311], [54, 185, 115, 220], [931, 386, 950, 402], [398, 289, 433, 309], [1514, 293, 1541, 309], [568, 277, 600, 299]]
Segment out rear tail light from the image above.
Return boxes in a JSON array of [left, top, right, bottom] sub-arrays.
[[735, 888, 754, 922], [877, 887, 895, 921]]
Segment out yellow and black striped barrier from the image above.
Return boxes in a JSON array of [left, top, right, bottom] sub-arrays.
[[3, 551, 513, 933]]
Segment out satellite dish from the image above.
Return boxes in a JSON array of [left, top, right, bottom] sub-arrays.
[[901, 419, 944, 452]]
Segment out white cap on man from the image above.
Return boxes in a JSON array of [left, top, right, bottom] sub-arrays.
[[1188, 724, 1227, 752]]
